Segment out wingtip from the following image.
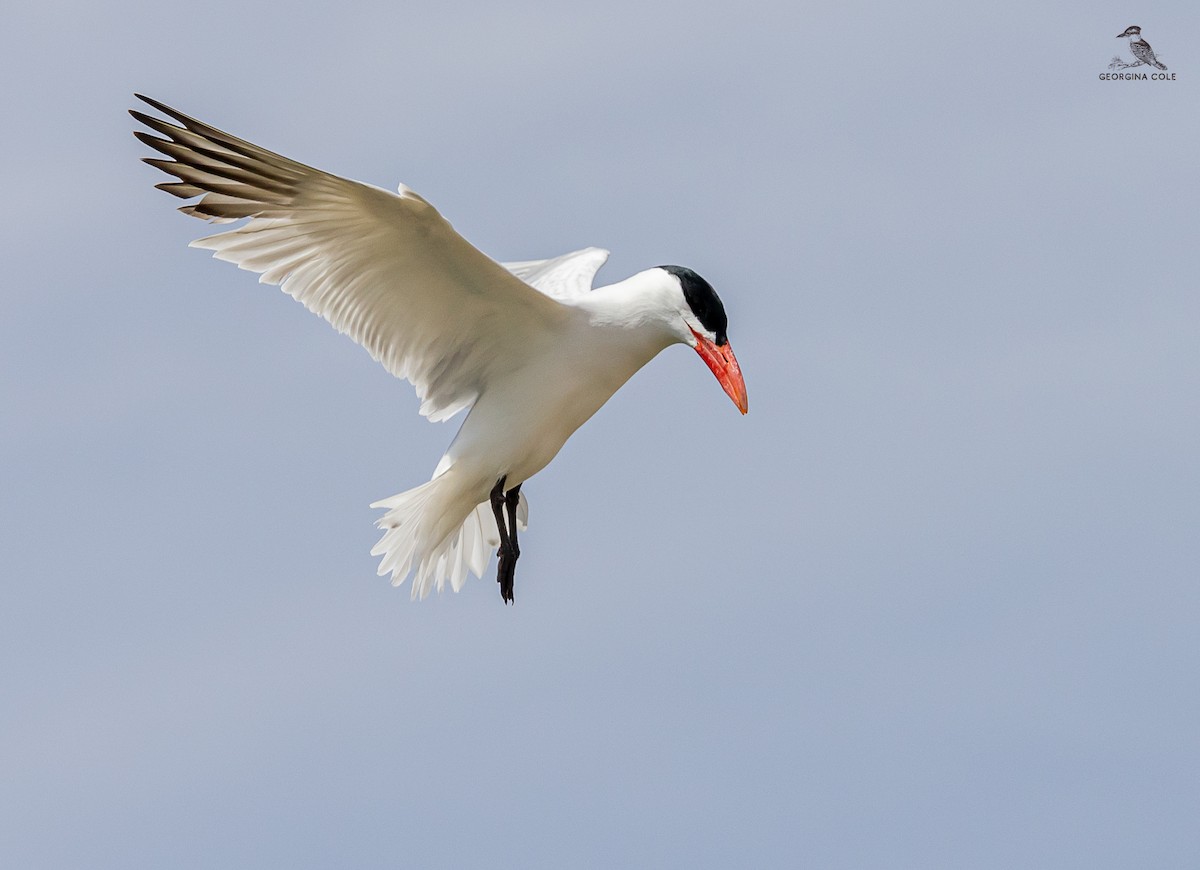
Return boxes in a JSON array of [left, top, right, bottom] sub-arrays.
[[132, 94, 192, 127], [130, 96, 164, 126], [134, 93, 165, 112], [131, 130, 160, 148]]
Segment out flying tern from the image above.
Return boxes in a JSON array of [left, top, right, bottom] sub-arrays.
[[131, 95, 748, 603]]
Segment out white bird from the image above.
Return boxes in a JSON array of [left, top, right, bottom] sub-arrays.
[[131, 95, 748, 603]]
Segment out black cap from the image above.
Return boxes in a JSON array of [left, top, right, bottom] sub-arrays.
[[659, 265, 728, 346]]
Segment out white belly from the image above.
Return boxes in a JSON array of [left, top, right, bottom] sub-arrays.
[[440, 322, 668, 495]]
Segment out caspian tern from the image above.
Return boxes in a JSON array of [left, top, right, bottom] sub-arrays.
[[131, 95, 748, 603]]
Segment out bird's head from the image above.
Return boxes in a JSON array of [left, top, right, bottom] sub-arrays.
[[1117, 25, 1141, 37], [656, 265, 748, 415]]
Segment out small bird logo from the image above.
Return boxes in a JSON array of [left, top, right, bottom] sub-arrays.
[[1111, 25, 1167, 71]]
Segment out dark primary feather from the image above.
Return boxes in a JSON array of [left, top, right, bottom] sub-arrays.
[[128, 94, 316, 222]]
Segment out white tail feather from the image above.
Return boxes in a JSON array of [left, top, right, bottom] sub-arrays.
[[371, 477, 529, 600]]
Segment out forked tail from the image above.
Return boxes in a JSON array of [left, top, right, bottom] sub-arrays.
[[370, 475, 528, 600]]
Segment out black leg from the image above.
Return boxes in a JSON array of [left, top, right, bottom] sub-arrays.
[[498, 483, 523, 604], [505, 483, 522, 563], [489, 476, 520, 604]]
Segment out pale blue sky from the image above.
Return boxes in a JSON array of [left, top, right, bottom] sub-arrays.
[[3, 1, 1199, 867]]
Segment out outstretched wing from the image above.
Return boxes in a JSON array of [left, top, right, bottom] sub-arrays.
[[502, 247, 610, 302], [131, 94, 569, 422]]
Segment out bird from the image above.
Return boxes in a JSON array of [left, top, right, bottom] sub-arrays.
[[1116, 25, 1167, 70], [130, 95, 748, 604]]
